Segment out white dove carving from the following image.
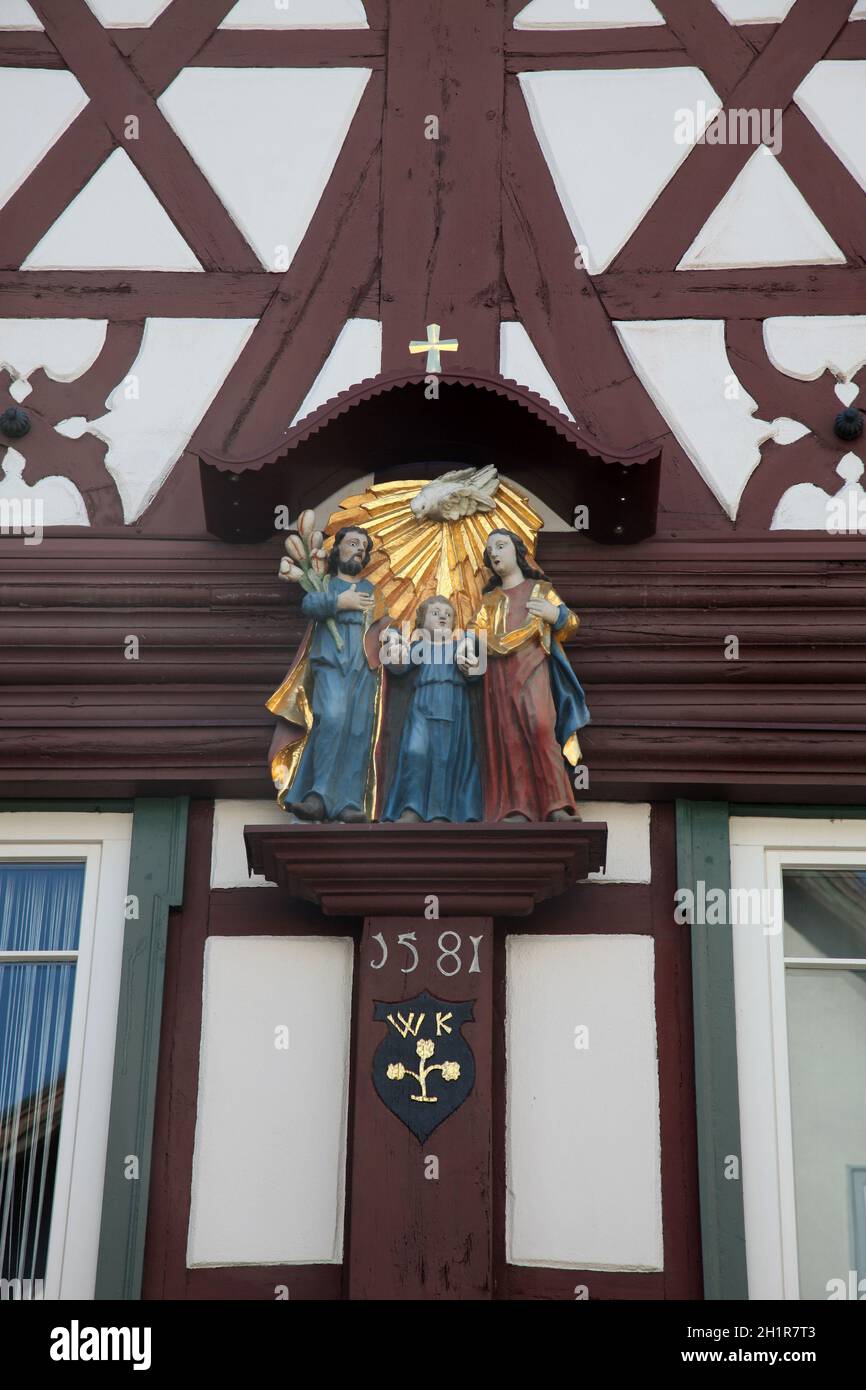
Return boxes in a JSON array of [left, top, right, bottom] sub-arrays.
[[409, 465, 500, 521]]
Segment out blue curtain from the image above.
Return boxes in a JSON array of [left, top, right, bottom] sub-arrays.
[[0, 863, 85, 1290]]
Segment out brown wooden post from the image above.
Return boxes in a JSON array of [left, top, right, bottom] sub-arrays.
[[348, 915, 494, 1300], [379, 0, 504, 376]]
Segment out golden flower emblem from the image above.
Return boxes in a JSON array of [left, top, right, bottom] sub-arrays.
[[386, 1062, 405, 1081], [416, 1039, 435, 1060], [441, 1061, 461, 1082]]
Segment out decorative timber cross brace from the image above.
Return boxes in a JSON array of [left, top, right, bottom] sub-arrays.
[[244, 820, 607, 1300]]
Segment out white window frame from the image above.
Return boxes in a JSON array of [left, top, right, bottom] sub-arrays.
[[0, 812, 132, 1299], [730, 816, 866, 1300]]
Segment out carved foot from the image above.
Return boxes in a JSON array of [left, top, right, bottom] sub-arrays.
[[501, 812, 530, 823], [338, 807, 368, 823], [398, 809, 422, 823], [289, 793, 325, 821], [548, 807, 581, 822]]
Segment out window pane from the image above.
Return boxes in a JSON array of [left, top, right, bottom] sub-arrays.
[[785, 966, 866, 1300], [782, 869, 866, 960], [0, 962, 76, 1287], [0, 863, 85, 1294], [0, 863, 85, 953]]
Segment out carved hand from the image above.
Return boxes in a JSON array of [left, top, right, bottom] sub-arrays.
[[381, 628, 410, 665], [455, 638, 480, 674], [526, 596, 560, 625], [337, 588, 374, 612]]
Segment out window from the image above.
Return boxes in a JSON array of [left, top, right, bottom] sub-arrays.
[[1, 863, 85, 1298], [0, 815, 132, 1300], [782, 868, 866, 1301], [730, 819, 866, 1300]]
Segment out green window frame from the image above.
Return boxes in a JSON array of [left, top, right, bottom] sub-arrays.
[[679, 800, 866, 1301], [0, 797, 188, 1301]]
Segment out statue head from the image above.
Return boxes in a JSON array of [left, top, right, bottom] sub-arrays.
[[415, 594, 455, 637], [482, 528, 544, 591], [329, 525, 373, 577]]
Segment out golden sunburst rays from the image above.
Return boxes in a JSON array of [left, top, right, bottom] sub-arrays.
[[325, 479, 544, 626]]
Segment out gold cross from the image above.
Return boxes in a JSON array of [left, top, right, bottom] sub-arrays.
[[408, 323, 459, 374]]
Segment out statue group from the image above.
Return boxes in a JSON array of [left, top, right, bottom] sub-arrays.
[[267, 471, 590, 824]]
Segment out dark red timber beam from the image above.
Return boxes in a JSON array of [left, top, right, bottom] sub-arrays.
[[502, 77, 669, 459], [611, 0, 859, 272], [593, 268, 866, 320], [189, 72, 384, 458], [25, 0, 258, 272], [377, 0, 506, 376]]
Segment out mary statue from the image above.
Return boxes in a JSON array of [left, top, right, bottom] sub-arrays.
[[465, 528, 589, 822]]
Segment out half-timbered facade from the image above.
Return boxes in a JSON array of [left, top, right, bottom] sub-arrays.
[[2, 0, 866, 1303]]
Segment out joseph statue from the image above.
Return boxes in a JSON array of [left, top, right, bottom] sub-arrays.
[[267, 525, 389, 822]]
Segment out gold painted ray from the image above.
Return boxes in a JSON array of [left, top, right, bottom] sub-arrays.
[[325, 477, 544, 626]]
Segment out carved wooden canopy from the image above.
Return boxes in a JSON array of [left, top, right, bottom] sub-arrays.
[[197, 371, 661, 543], [244, 820, 608, 917]]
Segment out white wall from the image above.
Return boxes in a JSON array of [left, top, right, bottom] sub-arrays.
[[506, 933, 663, 1270], [211, 798, 285, 887], [187, 935, 354, 1267], [583, 802, 651, 883], [211, 799, 652, 887]]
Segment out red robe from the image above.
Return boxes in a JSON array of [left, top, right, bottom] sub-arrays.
[[476, 578, 579, 822]]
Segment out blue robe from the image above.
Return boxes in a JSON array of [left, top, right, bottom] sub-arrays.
[[290, 578, 379, 818], [382, 640, 482, 823]]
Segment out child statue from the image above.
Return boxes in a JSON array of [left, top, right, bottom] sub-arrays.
[[381, 595, 482, 824]]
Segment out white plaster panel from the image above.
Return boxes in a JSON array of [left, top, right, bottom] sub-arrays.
[[795, 62, 866, 198], [514, 0, 662, 27], [581, 802, 651, 883], [188, 935, 353, 1266], [519, 68, 720, 274], [0, 447, 89, 526], [764, 315, 866, 384], [678, 146, 844, 270], [499, 322, 574, 421], [211, 798, 287, 888], [853, 1, 866, 17], [22, 149, 203, 271], [220, 0, 368, 26], [292, 318, 381, 426], [507, 934, 663, 1270], [770, 485, 829, 532], [711, 0, 796, 21], [84, 0, 172, 22], [2, 69, 88, 212], [75, 317, 257, 521], [0, 318, 107, 399], [158, 67, 371, 271], [0, 0, 42, 27], [616, 319, 792, 518], [772, 454, 864, 533]]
